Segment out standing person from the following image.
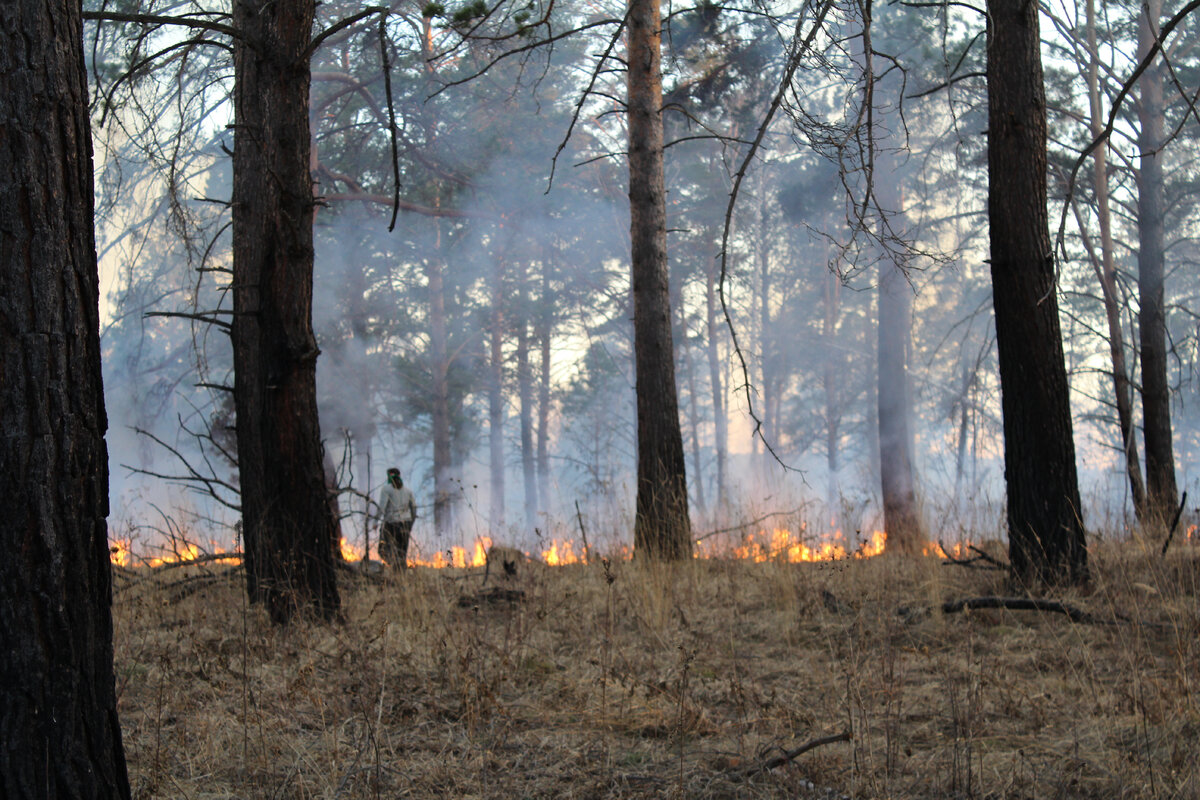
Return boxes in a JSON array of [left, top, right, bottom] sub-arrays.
[[378, 467, 418, 569]]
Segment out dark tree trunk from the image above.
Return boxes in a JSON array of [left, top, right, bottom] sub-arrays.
[[232, 0, 340, 623], [628, 0, 692, 559], [0, 0, 131, 792], [489, 259, 506, 530], [1136, 0, 1178, 525], [986, 0, 1088, 585], [877, 259, 925, 553]]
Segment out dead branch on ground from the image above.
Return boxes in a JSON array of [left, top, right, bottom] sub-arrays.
[[742, 730, 853, 776], [942, 596, 1109, 624], [939, 541, 1010, 571]]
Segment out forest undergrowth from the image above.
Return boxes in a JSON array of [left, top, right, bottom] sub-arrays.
[[111, 535, 1200, 799]]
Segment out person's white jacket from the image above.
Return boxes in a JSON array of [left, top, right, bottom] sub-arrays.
[[379, 483, 416, 523]]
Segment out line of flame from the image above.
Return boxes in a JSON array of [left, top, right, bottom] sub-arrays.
[[110, 528, 1000, 569]]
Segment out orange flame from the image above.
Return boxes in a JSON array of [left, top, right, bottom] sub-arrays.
[[542, 539, 583, 566], [110, 539, 132, 567], [729, 528, 887, 563], [409, 536, 491, 569], [113, 526, 982, 569]]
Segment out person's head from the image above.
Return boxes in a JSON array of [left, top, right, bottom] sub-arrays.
[[387, 467, 402, 488]]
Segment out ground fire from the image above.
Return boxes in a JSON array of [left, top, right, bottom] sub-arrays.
[[109, 526, 995, 569]]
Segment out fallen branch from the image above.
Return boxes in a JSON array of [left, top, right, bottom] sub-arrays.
[[145, 551, 242, 571], [1160, 490, 1188, 557], [113, 554, 242, 594], [939, 541, 1010, 571], [942, 596, 1106, 624], [744, 730, 852, 776], [163, 567, 243, 604]]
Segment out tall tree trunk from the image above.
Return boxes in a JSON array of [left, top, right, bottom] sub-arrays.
[[537, 260, 553, 514], [877, 259, 925, 552], [704, 241, 729, 511], [343, 259, 378, 556], [0, 8, 133, 794], [517, 260, 538, 528], [0, 0, 131, 793], [758, 193, 774, 465], [954, 355, 972, 500], [427, 247, 454, 538], [823, 270, 842, 524], [232, 0, 340, 623], [986, 0, 1088, 585], [628, 0, 692, 559], [489, 258, 506, 530], [1136, 0, 1178, 525], [1084, 0, 1146, 521], [423, 18, 455, 540], [682, 318, 709, 516]]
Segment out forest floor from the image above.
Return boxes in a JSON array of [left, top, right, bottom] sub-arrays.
[[111, 537, 1199, 799]]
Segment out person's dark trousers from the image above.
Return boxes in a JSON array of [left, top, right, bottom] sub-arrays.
[[380, 521, 413, 568]]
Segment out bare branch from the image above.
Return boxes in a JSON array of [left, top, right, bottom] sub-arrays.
[[82, 10, 241, 41], [718, 0, 837, 471], [303, 6, 388, 62], [377, 12, 402, 231], [1054, 0, 1200, 256]]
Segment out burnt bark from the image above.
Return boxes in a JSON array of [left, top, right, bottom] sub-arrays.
[[232, 0, 340, 623], [986, 0, 1088, 585], [0, 0, 131, 792], [1136, 0, 1178, 525], [628, 0, 692, 559], [877, 260, 924, 553]]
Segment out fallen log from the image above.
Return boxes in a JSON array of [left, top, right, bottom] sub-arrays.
[[941, 596, 1106, 624]]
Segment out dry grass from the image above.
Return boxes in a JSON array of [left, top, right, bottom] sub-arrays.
[[112, 540, 1200, 799]]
